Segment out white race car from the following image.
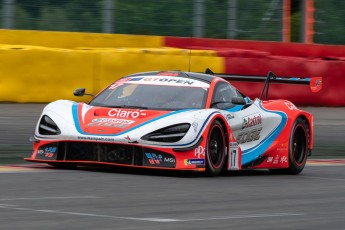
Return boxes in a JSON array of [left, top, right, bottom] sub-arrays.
[[25, 70, 321, 176]]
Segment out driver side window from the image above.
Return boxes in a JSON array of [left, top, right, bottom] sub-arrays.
[[211, 82, 238, 110]]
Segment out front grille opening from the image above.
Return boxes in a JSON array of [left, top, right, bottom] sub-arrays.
[[38, 142, 176, 168], [64, 142, 135, 165]]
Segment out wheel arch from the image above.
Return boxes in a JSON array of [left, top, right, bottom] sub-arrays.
[[296, 114, 312, 153], [213, 117, 229, 141], [213, 117, 231, 170]]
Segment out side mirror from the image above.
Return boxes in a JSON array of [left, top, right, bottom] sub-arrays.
[[232, 96, 246, 105], [74, 88, 85, 97], [73, 88, 95, 97]]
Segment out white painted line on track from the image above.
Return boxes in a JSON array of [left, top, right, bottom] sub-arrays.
[[314, 122, 345, 126], [0, 204, 17, 207], [299, 176, 345, 182], [168, 213, 305, 222], [0, 196, 102, 201], [0, 204, 305, 222]]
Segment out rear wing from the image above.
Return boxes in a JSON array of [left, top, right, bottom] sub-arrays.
[[205, 68, 322, 100]]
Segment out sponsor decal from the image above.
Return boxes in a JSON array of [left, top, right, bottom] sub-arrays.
[[92, 118, 135, 124], [86, 123, 129, 128], [45, 147, 57, 153], [37, 149, 44, 154], [273, 155, 280, 164], [136, 77, 195, 85], [242, 113, 262, 129], [266, 155, 287, 164], [128, 77, 144, 82], [164, 157, 176, 163], [109, 83, 122, 89], [37, 147, 57, 158], [284, 101, 297, 110], [100, 147, 132, 163], [109, 78, 132, 89], [194, 146, 205, 158], [316, 79, 321, 86], [280, 156, 288, 164], [276, 143, 288, 152], [184, 159, 205, 166], [86, 118, 135, 129], [310, 77, 322, 93], [145, 153, 163, 165], [144, 153, 175, 165], [77, 136, 115, 142], [226, 114, 235, 120], [236, 127, 262, 144], [124, 135, 131, 141], [108, 109, 146, 119], [36, 145, 58, 160], [267, 156, 274, 163], [192, 121, 198, 132], [142, 150, 176, 168]]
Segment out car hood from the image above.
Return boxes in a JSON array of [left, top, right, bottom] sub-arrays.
[[73, 103, 171, 135], [38, 100, 217, 146]]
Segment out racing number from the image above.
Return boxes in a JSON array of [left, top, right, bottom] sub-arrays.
[[236, 127, 263, 144]]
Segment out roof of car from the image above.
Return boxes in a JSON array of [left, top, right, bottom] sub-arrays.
[[125, 71, 216, 83]]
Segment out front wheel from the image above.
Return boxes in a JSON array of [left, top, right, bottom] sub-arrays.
[[270, 118, 309, 175], [205, 120, 226, 176]]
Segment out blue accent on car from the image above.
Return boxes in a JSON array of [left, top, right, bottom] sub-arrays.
[[241, 103, 288, 165], [288, 78, 310, 81], [227, 105, 243, 112], [226, 97, 251, 112], [129, 77, 144, 81], [244, 97, 251, 103]]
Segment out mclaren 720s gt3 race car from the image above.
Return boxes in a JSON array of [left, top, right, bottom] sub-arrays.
[[25, 70, 322, 176]]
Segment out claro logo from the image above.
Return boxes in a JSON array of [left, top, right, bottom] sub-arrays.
[[108, 109, 146, 119]]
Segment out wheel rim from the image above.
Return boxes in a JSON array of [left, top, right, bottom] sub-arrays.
[[208, 125, 224, 168], [292, 125, 307, 166]]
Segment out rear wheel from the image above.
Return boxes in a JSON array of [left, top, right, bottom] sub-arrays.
[[270, 118, 309, 175], [205, 120, 226, 176]]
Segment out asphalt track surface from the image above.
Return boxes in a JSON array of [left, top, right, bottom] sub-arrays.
[[0, 162, 345, 230], [0, 104, 345, 229]]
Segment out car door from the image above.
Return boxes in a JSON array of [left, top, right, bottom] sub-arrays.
[[210, 81, 282, 165], [210, 81, 264, 145]]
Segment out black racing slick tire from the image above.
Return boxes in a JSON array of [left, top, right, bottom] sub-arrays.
[[270, 118, 309, 175], [205, 120, 226, 177]]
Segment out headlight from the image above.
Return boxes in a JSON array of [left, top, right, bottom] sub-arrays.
[[38, 115, 61, 135], [141, 123, 190, 143]]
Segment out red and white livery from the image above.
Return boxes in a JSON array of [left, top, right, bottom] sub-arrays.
[[25, 70, 321, 176]]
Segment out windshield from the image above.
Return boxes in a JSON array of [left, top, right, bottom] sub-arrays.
[[89, 81, 208, 110]]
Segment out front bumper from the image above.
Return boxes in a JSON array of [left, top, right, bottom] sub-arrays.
[[25, 140, 206, 171]]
